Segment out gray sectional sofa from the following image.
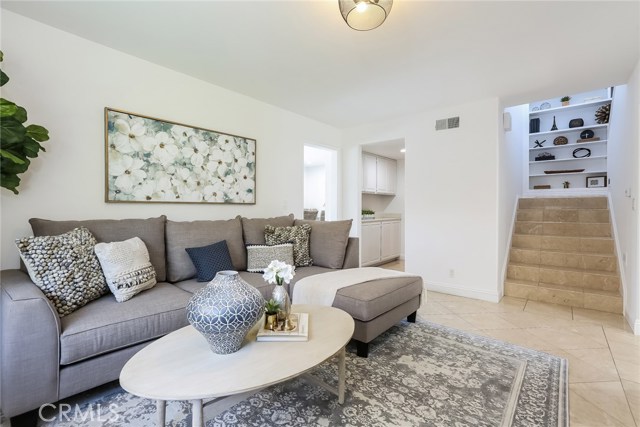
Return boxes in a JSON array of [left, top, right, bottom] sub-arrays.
[[1, 213, 422, 422]]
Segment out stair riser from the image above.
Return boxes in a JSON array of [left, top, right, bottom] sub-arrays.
[[515, 222, 611, 237], [512, 235, 614, 254], [509, 249, 617, 272], [517, 209, 610, 224], [519, 197, 607, 209], [507, 265, 619, 291]]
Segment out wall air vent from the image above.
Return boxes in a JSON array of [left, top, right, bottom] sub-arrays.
[[435, 116, 460, 131]]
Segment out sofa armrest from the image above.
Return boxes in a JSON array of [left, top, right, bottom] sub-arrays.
[[1, 269, 60, 417], [342, 237, 360, 269]]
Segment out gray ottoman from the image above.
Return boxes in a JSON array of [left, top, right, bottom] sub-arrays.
[[329, 273, 423, 357]]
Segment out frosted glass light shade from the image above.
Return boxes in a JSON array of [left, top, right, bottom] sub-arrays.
[[339, 0, 393, 31]]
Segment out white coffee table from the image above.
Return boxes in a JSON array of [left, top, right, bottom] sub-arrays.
[[119, 304, 354, 427]]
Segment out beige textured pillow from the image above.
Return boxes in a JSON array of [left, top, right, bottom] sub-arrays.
[[264, 224, 312, 267], [246, 243, 294, 273]]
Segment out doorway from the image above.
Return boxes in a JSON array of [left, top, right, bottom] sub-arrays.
[[303, 145, 338, 221]]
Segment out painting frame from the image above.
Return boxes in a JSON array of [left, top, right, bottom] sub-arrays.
[[585, 176, 606, 188], [104, 108, 256, 204]]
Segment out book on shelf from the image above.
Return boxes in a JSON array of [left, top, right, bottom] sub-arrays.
[[257, 313, 309, 342]]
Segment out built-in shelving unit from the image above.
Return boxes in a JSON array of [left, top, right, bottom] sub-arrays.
[[527, 88, 612, 193]]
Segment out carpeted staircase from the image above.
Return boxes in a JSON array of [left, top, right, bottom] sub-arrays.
[[505, 197, 622, 314]]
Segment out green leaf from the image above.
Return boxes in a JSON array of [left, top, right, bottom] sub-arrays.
[[0, 51, 4, 62], [1, 172, 21, 194], [22, 137, 43, 158], [0, 148, 25, 164], [1, 156, 29, 174], [13, 106, 27, 123], [25, 124, 49, 142], [0, 118, 27, 145], [0, 98, 17, 117], [0, 69, 8, 87]]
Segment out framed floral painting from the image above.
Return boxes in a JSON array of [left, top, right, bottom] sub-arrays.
[[104, 108, 256, 204]]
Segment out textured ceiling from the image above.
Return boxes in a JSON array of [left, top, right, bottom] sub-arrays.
[[3, 1, 639, 128]]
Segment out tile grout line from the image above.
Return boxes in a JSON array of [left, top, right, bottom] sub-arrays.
[[601, 326, 638, 427]]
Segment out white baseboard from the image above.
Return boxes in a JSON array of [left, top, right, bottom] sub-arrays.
[[425, 281, 501, 303], [628, 315, 640, 336]]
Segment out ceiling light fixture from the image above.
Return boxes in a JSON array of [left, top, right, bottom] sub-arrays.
[[400, 148, 406, 153], [339, 0, 393, 31]]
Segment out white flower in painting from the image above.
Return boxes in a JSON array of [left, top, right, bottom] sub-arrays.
[[112, 118, 149, 154], [181, 136, 209, 168], [231, 148, 249, 172], [148, 132, 180, 166], [218, 134, 236, 152], [210, 147, 233, 165], [109, 155, 147, 193], [235, 167, 254, 191], [203, 181, 227, 203], [246, 140, 256, 163], [170, 125, 195, 144], [132, 181, 156, 201], [153, 170, 174, 194]]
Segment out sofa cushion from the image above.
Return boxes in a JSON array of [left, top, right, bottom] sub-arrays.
[[59, 282, 191, 365], [264, 224, 312, 267], [294, 219, 353, 269], [94, 237, 157, 302], [29, 216, 167, 282], [166, 217, 245, 282], [246, 243, 294, 273], [16, 227, 108, 317], [241, 214, 294, 245], [174, 272, 274, 300], [185, 240, 235, 282]]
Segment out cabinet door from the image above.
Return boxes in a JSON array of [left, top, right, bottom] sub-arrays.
[[361, 223, 382, 266], [362, 153, 377, 193], [386, 158, 397, 195], [381, 221, 401, 260], [375, 157, 388, 193]]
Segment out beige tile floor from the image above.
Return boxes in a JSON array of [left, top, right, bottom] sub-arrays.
[[380, 260, 640, 427]]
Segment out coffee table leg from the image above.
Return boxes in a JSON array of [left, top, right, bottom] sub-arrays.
[[191, 399, 204, 427], [338, 346, 346, 404], [156, 400, 165, 426]]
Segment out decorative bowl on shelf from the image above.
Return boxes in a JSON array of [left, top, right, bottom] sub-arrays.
[[544, 169, 585, 174], [540, 102, 551, 110]]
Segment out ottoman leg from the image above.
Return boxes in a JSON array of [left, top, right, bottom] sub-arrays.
[[407, 311, 417, 323], [356, 341, 369, 358]]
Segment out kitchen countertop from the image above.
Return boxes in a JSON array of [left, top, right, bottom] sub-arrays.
[[361, 217, 402, 223]]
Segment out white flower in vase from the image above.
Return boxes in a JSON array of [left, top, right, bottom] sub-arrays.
[[263, 260, 295, 286]]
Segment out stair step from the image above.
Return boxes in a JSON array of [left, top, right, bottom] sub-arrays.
[[504, 280, 622, 314], [514, 221, 611, 237], [519, 197, 608, 210], [507, 263, 620, 291], [517, 208, 610, 223], [512, 234, 615, 254], [509, 248, 617, 272]]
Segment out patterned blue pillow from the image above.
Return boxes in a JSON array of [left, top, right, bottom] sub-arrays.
[[185, 240, 235, 282]]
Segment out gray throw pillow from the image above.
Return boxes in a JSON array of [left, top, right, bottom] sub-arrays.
[[264, 224, 312, 267], [246, 243, 295, 273], [241, 214, 294, 245], [16, 227, 108, 317], [294, 219, 353, 268]]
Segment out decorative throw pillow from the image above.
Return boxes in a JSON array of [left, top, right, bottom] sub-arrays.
[[94, 237, 157, 302], [185, 240, 235, 282], [246, 243, 295, 273], [264, 224, 313, 267], [15, 227, 108, 317], [294, 219, 353, 268]]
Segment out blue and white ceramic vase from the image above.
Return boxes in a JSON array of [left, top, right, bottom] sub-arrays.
[[187, 270, 263, 354]]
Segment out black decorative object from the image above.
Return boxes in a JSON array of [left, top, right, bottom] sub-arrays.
[[535, 152, 555, 161], [595, 104, 611, 124], [540, 102, 551, 110], [534, 139, 546, 148], [530, 118, 540, 134], [569, 118, 584, 128], [580, 129, 595, 139], [550, 116, 558, 131], [553, 136, 568, 145], [572, 148, 591, 158]]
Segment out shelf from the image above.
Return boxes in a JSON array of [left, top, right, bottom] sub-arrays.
[[529, 156, 607, 164], [529, 170, 607, 178], [530, 123, 608, 137], [529, 98, 612, 116], [529, 140, 607, 151]]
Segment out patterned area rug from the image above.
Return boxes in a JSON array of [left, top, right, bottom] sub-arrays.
[[37, 320, 567, 426]]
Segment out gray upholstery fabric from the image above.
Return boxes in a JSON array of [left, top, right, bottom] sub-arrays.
[[1, 270, 61, 417], [59, 341, 151, 400], [175, 273, 274, 300], [241, 214, 294, 245], [332, 275, 422, 322], [294, 219, 353, 269], [352, 296, 421, 343], [165, 217, 246, 282], [342, 237, 360, 269], [29, 216, 167, 282], [59, 283, 191, 365]]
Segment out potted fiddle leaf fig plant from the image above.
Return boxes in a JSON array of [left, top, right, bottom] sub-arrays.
[[264, 299, 280, 331], [0, 50, 50, 194], [561, 96, 571, 106]]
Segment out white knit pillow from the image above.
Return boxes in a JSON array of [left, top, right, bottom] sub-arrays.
[[94, 237, 157, 302]]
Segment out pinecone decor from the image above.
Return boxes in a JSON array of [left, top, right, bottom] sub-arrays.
[[595, 104, 611, 124]]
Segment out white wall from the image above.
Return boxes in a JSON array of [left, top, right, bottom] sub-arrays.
[[608, 60, 640, 334], [303, 165, 326, 211], [498, 105, 527, 295], [0, 11, 342, 269], [343, 98, 503, 301]]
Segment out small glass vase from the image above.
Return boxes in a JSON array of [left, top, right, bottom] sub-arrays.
[[271, 284, 291, 321]]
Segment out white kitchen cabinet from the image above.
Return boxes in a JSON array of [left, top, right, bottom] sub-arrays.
[[361, 222, 382, 266], [362, 152, 396, 195], [361, 219, 401, 266]]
